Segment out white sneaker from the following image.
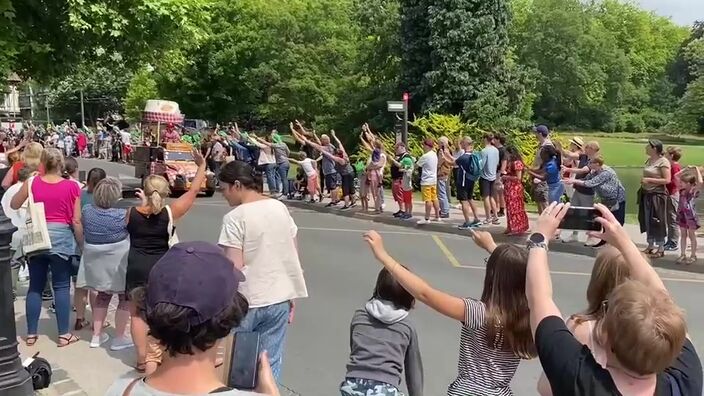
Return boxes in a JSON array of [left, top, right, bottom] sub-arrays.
[[90, 333, 109, 348], [110, 336, 135, 351], [417, 218, 430, 225]]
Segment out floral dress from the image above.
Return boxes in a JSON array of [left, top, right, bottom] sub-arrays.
[[677, 188, 700, 230], [504, 160, 529, 234]]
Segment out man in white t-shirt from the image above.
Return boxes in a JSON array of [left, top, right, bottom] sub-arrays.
[[415, 138, 440, 225], [120, 130, 132, 162], [217, 160, 308, 381]]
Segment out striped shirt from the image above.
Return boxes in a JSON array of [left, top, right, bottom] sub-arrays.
[[446, 299, 520, 396]]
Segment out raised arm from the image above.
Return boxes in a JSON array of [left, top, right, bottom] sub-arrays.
[[527, 202, 568, 337], [248, 136, 267, 149], [330, 130, 346, 155], [363, 230, 466, 322], [169, 151, 207, 220], [10, 178, 29, 210], [2, 166, 15, 189], [287, 157, 302, 165], [359, 130, 373, 152]]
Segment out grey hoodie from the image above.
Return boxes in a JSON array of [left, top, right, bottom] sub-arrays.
[[344, 299, 424, 396]]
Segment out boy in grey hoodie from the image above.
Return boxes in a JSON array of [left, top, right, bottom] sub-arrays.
[[340, 268, 423, 396]]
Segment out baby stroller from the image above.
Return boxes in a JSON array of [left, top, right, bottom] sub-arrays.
[[290, 168, 308, 200]]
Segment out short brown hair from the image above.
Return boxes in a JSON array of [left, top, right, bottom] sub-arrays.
[[585, 141, 600, 152], [667, 146, 682, 161], [589, 156, 605, 166], [603, 280, 686, 375]]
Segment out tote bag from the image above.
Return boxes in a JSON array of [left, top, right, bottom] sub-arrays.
[[22, 177, 52, 256], [165, 205, 179, 247]]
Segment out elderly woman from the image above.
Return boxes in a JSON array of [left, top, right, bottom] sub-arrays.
[[76, 177, 133, 350], [639, 139, 671, 258], [565, 155, 627, 248]]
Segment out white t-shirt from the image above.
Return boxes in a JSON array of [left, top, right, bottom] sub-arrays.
[[121, 131, 132, 145], [299, 158, 317, 177], [416, 150, 438, 186], [105, 377, 264, 396], [1, 182, 27, 250], [218, 199, 308, 308]]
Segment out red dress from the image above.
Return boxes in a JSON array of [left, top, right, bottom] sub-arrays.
[[504, 160, 529, 234]]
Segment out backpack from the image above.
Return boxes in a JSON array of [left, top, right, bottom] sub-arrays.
[[459, 151, 482, 180]]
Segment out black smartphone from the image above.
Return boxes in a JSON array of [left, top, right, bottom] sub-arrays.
[[559, 206, 602, 231], [228, 331, 260, 390]]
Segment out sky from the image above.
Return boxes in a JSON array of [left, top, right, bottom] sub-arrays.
[[635, 0, 702, 26]]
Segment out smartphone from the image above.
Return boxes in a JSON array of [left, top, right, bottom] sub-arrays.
[[559, 206, 602, 231], [228, 331, 260, 390]]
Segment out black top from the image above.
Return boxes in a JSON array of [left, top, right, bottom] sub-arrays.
[[574, 154, 594, 196], [536, 316, 703, 396], [497, 146, 507, 173], [390, 153, 411, 180], [125, 207, 171, 290]]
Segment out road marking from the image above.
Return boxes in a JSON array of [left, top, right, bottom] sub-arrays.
[[298, 226, 425, 236], [432, 235, 461, 267], [455, 264, 704, 283], [61, 390, 85, 396], [52, 379, 71, 385]]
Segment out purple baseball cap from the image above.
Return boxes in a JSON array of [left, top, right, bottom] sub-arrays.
[[533, 124, 550, 137], [146, 241, 245, 326]]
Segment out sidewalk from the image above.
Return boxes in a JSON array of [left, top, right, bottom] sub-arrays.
[[285, 193, 704, 274]]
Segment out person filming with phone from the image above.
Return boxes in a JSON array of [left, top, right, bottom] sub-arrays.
[[105, 242, 280, 396]]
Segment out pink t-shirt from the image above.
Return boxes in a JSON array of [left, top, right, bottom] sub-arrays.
[[31, 177, 81, 224]]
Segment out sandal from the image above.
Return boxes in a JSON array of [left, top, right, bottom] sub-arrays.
[[676, 255, 687, 264], [647, 251, 665, 259], [57, 334, 80, 348], [687, 256, 698, 265], [74, 318, 89, 331], [25, 335, 38, 346], [134, 362, 147, 373]]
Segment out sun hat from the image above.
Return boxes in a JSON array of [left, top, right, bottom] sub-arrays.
[[569, 137, 585, 149], [146, 241, 245, 326]]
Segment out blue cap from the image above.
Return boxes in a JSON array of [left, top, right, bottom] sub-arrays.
[[146, 241, 245, 325], [533, 125, 550, 137]]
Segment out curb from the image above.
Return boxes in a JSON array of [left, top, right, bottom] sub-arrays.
[[285, 200, 704, 275]]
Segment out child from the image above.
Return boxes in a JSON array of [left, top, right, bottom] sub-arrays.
[[676, 166, 702, 264], [288, 152, 320, 203], [363, 229, 536, 395], [294, 166, 307, 199], [340, 267, 423, 396]]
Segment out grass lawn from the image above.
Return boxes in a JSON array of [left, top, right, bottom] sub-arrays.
[[570, 132, 704, 167]]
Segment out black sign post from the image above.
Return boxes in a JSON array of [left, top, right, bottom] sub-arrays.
[[387, 93, 409, 146]]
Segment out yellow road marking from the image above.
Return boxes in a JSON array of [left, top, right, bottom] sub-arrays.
[[432, 235, 461, 268]]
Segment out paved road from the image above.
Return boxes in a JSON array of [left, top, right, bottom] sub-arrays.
[[17, 160, 704, 396]]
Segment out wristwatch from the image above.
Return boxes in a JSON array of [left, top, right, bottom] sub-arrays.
[[527, 233, 548, 251]]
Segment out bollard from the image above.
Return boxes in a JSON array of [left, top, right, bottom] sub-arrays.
[[0, 206, 32, 395]]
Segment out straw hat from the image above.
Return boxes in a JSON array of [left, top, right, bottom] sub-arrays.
[[569, 136, 585, 149]]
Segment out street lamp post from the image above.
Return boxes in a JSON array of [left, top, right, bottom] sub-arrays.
[[0, 207, 32, 395]]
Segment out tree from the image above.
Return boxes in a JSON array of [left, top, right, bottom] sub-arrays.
[[399, 0, 432, 115], [672, 37, 704, 133], [159, 0, 360, 131], [123, 68, 159, 122], [47, 63, 130, 125], [1, 0, 210, 82]]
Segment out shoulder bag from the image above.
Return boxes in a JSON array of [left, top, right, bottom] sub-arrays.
[[22, 177, 52, 256]]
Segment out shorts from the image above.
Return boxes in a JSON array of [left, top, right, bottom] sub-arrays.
[[493, 177, 504, 194], [421, 185, 437, 202], [340, 378, 404, 396], [570, 191, 594, 207], [532, 181, 549, 203], [479, 178, 495, 198], [392, 179, 404, 203], [547, 182, 565, 204], [340, 174, 355, 197], [324, 173, 339, 192], [359, 173, 368, 198], [122, 145, 132, 157], [457, 180, 476, 201]]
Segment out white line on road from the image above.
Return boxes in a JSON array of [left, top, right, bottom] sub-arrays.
[[51, 379, 72, 385], [61, 390, 85, 396]]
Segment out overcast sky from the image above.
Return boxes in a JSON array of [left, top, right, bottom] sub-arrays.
[[635, 0, 702, 26]]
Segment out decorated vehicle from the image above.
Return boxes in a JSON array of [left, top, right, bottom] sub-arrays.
[[135, 100, 216, 196], [133, 142, 217, 196]]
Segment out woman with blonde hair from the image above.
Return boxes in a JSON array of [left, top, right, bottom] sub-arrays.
[[537, 246, 631, 395], [2, 141, 42, 188], [10, 148, 82, 347], [126, 149, 206, 373]]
